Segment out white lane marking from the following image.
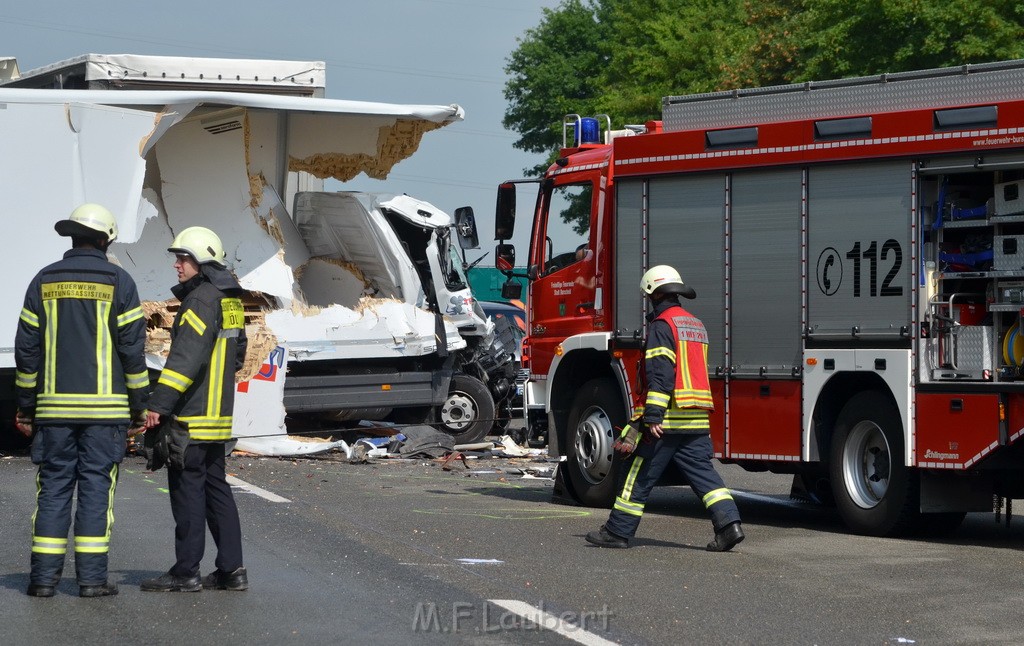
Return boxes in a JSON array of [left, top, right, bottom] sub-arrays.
[[487, 599, 618, 646], [456, 558, 503, 565], [226, 475, 291, 503]]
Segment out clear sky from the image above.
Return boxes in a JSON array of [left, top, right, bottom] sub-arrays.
[[0, 0, 564, 260]]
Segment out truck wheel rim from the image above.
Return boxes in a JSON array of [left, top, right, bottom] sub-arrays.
[[841, 420, 891, 509], [440, 393, 477, 430], [574, 405, 613, 484]]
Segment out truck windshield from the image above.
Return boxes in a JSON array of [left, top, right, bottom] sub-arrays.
[[540, 183, 591, 275], [442, 239, 470, 290]]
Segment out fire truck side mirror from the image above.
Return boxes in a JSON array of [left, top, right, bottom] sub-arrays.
[[454, 206, 479, 250], [501, 279, 522, 301], [495, 183, 516, 240], [496, 243, 516, 270]]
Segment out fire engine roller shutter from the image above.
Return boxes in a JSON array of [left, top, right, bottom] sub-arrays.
[[731, 170, 803, 376], [615, 178, 645, 338], [807, 161, 912, 341], [647, 175, 727, 370]]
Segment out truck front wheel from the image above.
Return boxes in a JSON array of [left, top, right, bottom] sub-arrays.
[[829, 391, 917, 536], [436, 374, 495, 445], [565, 378, 625, 507]]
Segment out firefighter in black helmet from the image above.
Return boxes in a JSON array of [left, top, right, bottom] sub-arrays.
[[15, 203, 149, 597], [140, 226, 249, 593], [585, 265, 744, 551]]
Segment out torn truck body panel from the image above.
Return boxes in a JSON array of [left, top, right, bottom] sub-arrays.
[[0, 87, 463, 367], [4, 53, 326, 97], [0, 100, 156, 358], [2, 54, 516, 454]]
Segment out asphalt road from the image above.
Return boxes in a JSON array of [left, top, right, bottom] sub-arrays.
[[2, 445, 1024, 645]]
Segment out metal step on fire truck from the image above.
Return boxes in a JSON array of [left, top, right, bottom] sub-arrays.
[[494, 60, 1024, 536]]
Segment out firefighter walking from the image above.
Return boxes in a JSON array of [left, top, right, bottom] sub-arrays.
[[15, 204, 149, 597], [140, 226, 249, 593], [586, 265, 744, 551]]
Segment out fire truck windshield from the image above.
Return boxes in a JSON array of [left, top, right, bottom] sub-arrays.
[[538, 182, 591, 275]]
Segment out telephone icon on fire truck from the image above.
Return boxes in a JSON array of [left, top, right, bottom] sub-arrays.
[[816, 247, 841, 296]]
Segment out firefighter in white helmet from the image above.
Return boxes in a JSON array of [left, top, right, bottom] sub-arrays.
[[141, 226, 249, 592], [16, 203, 149, 597], [586, 265, 745, 551]]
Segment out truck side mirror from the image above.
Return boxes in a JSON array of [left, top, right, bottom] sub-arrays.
[[496, 243, 516, 270], [495, 183, 516, 240], [501, 279, 523, 301], [454, 206, 479, 250]]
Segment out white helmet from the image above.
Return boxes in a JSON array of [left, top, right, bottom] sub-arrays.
[[168, 226, 227, 267], [55, 203, 118, 242], [640, 264, 696, 299]]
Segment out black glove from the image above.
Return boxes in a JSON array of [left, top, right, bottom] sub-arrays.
[[143, 422, 168, 472]]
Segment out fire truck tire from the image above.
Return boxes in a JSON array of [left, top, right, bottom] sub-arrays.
[[435, 374, 495, 445], [565, 378, 625, 507], [829, 391, 917, 536]]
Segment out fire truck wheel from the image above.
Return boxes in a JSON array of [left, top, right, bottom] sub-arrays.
[[565, 378, 625, 507], [829, 391, 917, 536], [436, 374, 496, 445]]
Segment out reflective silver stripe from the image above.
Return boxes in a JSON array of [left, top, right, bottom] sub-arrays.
[[43, 299, 57, 394], [116, 306, 144, 327], [32, 536, 68, 555], [36, 407, 130, 419], [645, 346, 676, 361], [613, 497, 645, 516], [126, 371, 149, 389], [181, 310, 207, 335], [158, 368, 193, 393], [16, 370, 37, 389], [37, 393, 128, 404], [20, 307, 39, 327], [207, 337, 226, 416], [96, 300, 113, 394], [74, 536, 110, 554], [703, 487, 734, 508], [646, 391, 671, 406], [106, 463, 117, 541], [217, 328, 241, 338]]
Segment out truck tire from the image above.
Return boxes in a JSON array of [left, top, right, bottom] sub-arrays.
[[829, 391, 918, 536], [436, 374, 495, 445], [565, 378, 625, 507]]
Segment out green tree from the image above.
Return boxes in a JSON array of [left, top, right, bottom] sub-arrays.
[[723, 0, 805, 88], [503, 0, 1024, 236], [502, 0, 612, 175], [599, 0, 752, 123], [797, 0, 1024, 80]]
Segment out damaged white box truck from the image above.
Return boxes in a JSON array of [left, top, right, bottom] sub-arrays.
[[0, 54, 517, 455]]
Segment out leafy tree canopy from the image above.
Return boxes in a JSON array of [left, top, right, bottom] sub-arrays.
[[506, 0, 1024, 172]]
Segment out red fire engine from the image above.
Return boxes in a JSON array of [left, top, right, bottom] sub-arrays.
[[495, 60, 1024, 536]]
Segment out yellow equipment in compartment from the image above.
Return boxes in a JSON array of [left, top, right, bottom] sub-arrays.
[[1003, 322, 1024, 366]]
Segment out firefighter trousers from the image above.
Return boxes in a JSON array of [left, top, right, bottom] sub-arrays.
[[167, 442, 243, 577], [605, 433, 740, 539], [30, 424, 127, 586]]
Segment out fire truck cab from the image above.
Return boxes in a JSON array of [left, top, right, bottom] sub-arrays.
[[496, 61, 1024, 536]]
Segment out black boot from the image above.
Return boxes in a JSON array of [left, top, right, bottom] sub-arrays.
[[585, 525, 630, 549], [80, 582, 119, 598], [140, 571, 202, 592], [706, 521, 745, 552], [26, 583, 55, 598], [202, 566, 249, 591]]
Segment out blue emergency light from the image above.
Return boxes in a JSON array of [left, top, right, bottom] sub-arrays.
[[575, 117, 601, 146]]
